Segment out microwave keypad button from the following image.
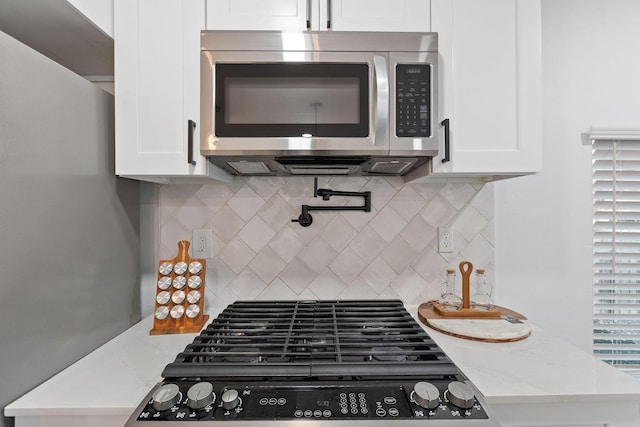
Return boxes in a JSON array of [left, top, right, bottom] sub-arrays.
[[396, 64, 430, 137]]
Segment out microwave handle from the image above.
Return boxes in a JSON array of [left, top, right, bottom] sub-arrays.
[[187, 119, 196, 166], [373, 55, 389, 147]]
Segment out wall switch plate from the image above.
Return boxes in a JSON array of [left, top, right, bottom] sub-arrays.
[[438, 226, 454, 253], [192, 229, 214, 259]]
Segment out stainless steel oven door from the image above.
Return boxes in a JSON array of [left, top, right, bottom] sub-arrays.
[[201, 51, 389, 156]]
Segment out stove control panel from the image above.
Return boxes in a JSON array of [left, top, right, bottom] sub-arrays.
[[131, 380, 489, 422]]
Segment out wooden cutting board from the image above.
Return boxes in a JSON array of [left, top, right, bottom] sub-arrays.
[[418, 302, 531, 343]]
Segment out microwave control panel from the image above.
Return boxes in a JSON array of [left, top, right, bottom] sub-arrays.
[[395, 64, 431, 138]]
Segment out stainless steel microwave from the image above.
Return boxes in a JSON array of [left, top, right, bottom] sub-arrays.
[[200, 31, 438, 177]]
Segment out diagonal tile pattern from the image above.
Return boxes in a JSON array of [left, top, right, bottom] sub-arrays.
[[158, 177, 495, 307]]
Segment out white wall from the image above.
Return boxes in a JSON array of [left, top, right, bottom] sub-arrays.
[[495, 0, 640, 352], [0, 30, 139, 427], [65, 0, 114, 37]]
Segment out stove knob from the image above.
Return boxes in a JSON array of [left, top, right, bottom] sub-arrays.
[[152, 383, 180, 411], [447, 381, 475, 409], [221, 389, 240, 410], [413, 381, 440, 409], [187, 382, 215, 410]]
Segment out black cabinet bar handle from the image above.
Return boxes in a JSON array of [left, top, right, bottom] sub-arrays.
[[306, 0, 311, 28], [441, 118, 450, 163], [187, 119, 196, 166], [327, 0, 332, 29]]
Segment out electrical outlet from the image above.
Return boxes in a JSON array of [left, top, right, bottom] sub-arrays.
[[438, 226, 454, 253], [192, 229, 214, 259]]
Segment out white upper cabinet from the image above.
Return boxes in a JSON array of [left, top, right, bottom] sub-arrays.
[[324, 0, 430, 32], [205, 0, 430, 31], [426, 0, 542, 181], [206, 0, 309, 31], [114, 0, 231, 183]]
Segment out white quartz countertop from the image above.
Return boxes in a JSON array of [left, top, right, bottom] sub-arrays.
[[5, 302, 640, 419], [4, 314, 201, 418], [406, 306, 640, 405]]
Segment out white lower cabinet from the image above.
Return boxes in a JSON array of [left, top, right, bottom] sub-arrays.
[[424, 0, 542, 182], [114, 0, 230, 183]]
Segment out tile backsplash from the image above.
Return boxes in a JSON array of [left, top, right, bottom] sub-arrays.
[[158, 177, 494, 308]]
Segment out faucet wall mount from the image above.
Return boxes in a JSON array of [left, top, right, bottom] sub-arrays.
[[292, 178, 372, 227]]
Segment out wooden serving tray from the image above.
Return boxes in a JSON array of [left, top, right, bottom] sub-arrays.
[[418, 301, 531, 343], [150, 240, 209, 335]]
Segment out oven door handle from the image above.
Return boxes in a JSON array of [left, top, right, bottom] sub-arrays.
[[373, 55, 389, 147]]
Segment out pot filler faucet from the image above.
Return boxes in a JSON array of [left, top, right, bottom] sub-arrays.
[[291, 178, 372, 227]]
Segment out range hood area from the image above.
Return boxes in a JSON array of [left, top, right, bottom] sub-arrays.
[[208, 155, 432, 177]]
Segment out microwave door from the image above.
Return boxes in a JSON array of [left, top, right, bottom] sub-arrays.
[[200, 51, 390, 156]]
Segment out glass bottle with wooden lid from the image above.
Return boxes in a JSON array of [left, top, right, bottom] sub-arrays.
[[471, 269, 493, 311], [438, 269, 462, 310]]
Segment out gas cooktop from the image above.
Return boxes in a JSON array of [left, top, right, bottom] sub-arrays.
[[126, 300, 496, 426]]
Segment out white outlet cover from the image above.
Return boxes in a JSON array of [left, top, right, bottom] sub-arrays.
[[438, 226, 454, 253], [192, 229, 214, 259]]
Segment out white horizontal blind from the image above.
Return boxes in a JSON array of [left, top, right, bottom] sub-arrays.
[[593, 139, 640, 375]]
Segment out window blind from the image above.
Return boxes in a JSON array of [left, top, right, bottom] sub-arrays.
[[593, 138, 640, 375]]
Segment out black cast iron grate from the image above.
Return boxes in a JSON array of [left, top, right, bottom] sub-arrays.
[[162, 300, 459, 380]]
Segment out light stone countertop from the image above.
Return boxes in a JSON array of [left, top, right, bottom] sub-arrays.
[[5, 302, 640, 425], [405, 306, 640, 404]]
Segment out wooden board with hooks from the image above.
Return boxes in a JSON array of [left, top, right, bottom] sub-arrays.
[[150, 240, 209, 335]]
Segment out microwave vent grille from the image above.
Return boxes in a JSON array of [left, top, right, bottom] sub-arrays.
[[228, 161, 271, 175], [289, 167, 351, 175], [369, 160, 413, 175]]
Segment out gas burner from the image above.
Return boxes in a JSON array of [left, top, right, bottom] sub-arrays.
[[369, 346, 408, 362], [302, 333, 332, 353], [226, 322, 270, 335], [218, 323, 272, 343], [224, 347, 263, 363], [361, 324, 400, 335]]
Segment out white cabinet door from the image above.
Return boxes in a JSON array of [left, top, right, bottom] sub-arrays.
[[206, 0, 309, 31], [323, 0, 430, 31], [115, 0, 230, 182], [426, 0, 542, 180], [206, 0, 430, 32]]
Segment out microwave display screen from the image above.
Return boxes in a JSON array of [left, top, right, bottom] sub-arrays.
[[215, 63, 369, 138]]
